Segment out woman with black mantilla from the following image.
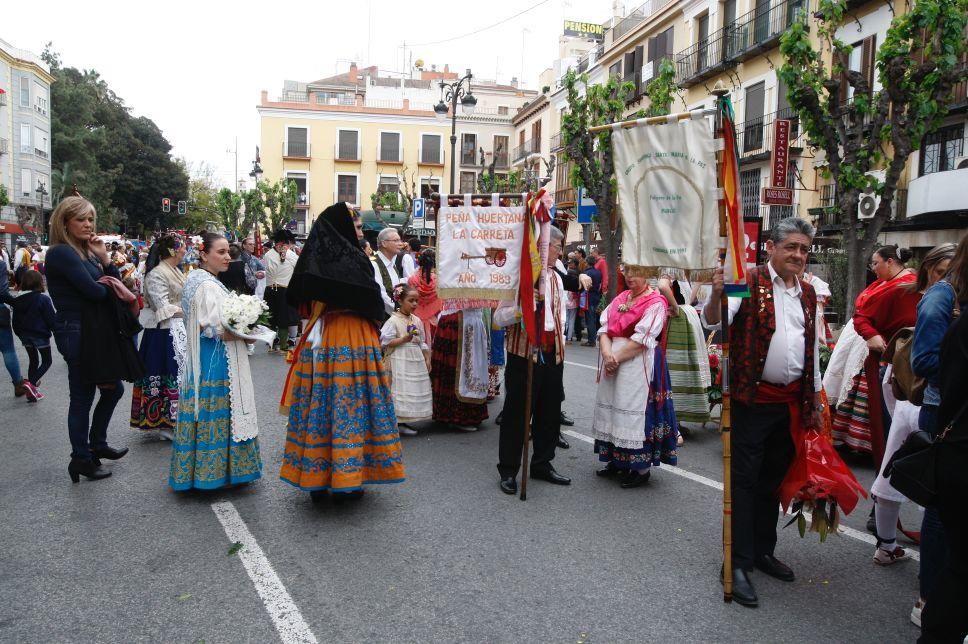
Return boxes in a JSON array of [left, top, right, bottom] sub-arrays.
[[279, 203, 405, 499]]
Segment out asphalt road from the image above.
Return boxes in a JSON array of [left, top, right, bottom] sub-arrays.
[[0, 341, 924, 643]]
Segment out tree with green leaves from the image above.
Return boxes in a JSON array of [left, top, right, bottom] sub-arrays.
[[42, 44, 188, 235], [0, 184, 8, 210], [253, 179, 297, 233], [559, 58, 683, 299], [779, 0, 968, 316], [215, 188, 243, 236]]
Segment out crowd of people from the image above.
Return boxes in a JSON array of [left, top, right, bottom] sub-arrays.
[[3, 196, 967, 641]]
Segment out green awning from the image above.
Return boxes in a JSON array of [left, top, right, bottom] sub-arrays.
[[362, 221, 386, 231]]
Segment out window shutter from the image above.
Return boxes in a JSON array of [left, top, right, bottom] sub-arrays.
[[380, 132, 400, 162], [664, 27, 675, 61], [633, 45, 644, 93], [287, 128, 308, 157], [421, 134, 441, 164], [338, 130, 358, 160]]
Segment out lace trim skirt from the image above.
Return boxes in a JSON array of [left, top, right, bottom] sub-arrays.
[[595, 347, 679, 471], [169, 336, 263, 490], [130, 328, 179, 430], [280, 312, 405, 492], [430, 313, 488, 425]]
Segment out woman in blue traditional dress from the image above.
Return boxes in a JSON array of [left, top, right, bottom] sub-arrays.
[[279, 203, 404, 499], [131, 234, 187, 439], [169, 233, 263, 491], [593, 271, 679, 488]]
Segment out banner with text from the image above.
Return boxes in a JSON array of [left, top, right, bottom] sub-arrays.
[[438, 196, 526, 303], [612, 118, 719, 280]]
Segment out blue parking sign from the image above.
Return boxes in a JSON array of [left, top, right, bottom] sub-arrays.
[[412, 198, 426, 226]]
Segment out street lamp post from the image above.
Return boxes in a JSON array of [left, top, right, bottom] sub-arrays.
[[35, 180, 49, 242], [434, 69, 477, 194]]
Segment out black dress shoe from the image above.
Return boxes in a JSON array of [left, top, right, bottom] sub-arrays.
[[754, 554, 795, 582], [531, 468, 571, 485], [559, 411, 575, 426], [722, 567, 758, 607], [620, 469, 651, 488], [596, 465, 619, 477], [557, 436, 570, 449], [92, 446, 129, 460], [499, 477, 517, 495]]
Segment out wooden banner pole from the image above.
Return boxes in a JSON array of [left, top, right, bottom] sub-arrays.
[[587, 107, 718, 134], [711, 86, 734, 604]]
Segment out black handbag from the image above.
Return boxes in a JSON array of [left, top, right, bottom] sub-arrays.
[[888, 402, 968, 507]]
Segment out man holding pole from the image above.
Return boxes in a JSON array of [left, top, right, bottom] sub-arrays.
[[702, 217, 823, 608], [496, 226, 571, 495]]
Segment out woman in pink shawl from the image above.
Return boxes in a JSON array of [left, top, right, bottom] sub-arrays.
[[592, 271, 679, 488], [408, 248, 442, 344]]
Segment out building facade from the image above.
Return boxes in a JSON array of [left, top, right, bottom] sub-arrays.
[[257, 64, 536, 234], [0, 38, 53, 250], [546, 0, 966, 257]]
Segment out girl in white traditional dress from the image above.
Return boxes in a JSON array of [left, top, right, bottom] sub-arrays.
[[381, 283, 432, 435]]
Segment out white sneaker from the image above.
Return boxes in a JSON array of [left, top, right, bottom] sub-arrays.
[[398, 424, 418, 436], [911, 599, 924, 627], [158, 429, 174, 441], [453, 424, 479, 432], [873, 545, 908, 565]]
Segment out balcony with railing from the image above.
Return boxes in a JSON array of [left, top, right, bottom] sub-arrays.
[[0, 138, 8, 155], [283, 141, 311, 159], [909, 140, 967, 217], [34, 147, 49, 160], [493, 151, 510, 170], [551, 132, 563, 151], [676, 0, 808, 86], [734, 107, 804, 162], [512, 138, 540, 163], [0, 91, 7, 107], [315, 94, 356, 106], [815, 183, 911, 227], [609, 0, 675, 44], [279, 92, 310, 103], [555, 187, 577, 207]]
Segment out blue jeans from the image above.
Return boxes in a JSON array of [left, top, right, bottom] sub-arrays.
[[0, 326, 22, 384], [919, 404, 948, 600], [54, 320, 124, 461]]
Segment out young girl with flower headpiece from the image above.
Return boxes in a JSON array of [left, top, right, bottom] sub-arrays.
[[381, 283, 432, 435]]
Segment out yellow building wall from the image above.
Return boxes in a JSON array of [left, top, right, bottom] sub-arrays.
[[259, 112, 452, 220]]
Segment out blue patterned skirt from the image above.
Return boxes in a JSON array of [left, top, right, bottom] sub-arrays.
[[169, 336, 262, 490], [131, 328, 179, 430], [594, 347, 679, 471]]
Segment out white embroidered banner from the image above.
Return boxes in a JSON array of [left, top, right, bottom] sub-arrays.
[[612, 118, 719, 280], [437, 194, 526, 303]]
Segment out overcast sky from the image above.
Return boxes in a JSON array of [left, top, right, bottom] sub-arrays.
[[7, 0, 616, 190]]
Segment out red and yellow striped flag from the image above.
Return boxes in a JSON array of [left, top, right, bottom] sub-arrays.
[[719, 96, 750, 297]]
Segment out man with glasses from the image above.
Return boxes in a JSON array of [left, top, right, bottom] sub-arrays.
[[372, 227, 413, 316]]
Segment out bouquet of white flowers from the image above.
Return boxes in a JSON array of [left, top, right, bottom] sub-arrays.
[[221, 293, 276, 344]]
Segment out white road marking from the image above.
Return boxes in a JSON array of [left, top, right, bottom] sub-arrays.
[[560, 429, 919, 561], [211, 501, 319, 643], [564, 360, 598, 371]]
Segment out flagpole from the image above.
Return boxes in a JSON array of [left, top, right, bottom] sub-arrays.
[[712, 85, 734, 604], [520, 342, 534, 501]]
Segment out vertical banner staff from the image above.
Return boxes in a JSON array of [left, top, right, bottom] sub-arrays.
[[713, 86, 751, 603]]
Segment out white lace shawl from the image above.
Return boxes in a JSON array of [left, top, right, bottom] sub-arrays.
[[822, 319, 869, 405], [183, 275, 258, 443]]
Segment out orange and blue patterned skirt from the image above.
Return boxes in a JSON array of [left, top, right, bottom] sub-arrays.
[[280, 311, 405, 492]]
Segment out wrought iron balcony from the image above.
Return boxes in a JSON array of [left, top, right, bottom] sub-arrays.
[[609, 0, 675, 43], [512, 138, 540, 163], [493, 152, 510, 170], [734, 107, 804, 162], [676, 0, 809, 86], [550, 132, 563, 152]]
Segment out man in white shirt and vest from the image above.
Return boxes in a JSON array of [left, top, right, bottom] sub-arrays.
[[263, 229, 299, 352], [703, 217, 822, 608], [372, 227, 413, 315]]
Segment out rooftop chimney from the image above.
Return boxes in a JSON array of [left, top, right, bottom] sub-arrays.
[[349, 63, 359, 83]]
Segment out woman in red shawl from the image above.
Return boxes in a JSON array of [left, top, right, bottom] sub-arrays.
[[829, 244, 920, 463], [407, 248, 442, 344]]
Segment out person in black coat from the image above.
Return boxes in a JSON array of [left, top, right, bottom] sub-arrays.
[[46, 196, 130, 483], [10, 269, 56, 398], [218, 243, 252, 295]]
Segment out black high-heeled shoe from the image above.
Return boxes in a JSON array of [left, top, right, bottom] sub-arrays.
[[92, 446, 129, 460], [620, 470, 651, 489], [68, 458, 112, 483]]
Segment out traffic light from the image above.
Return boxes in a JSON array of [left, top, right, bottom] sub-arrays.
[[177, 200, 187, 215], [162, 197, 171, 212]]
